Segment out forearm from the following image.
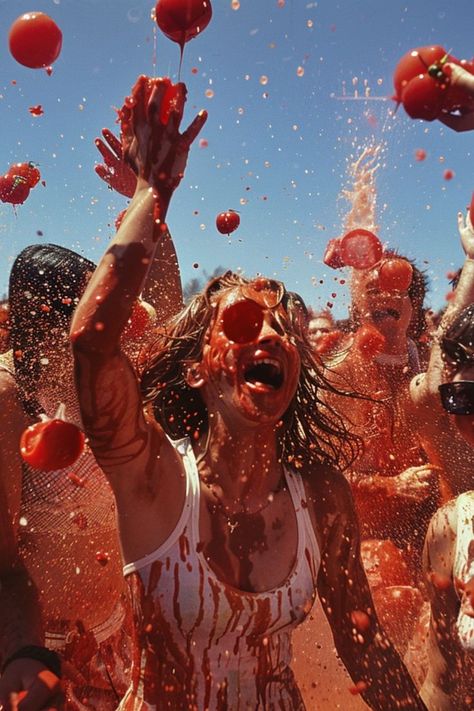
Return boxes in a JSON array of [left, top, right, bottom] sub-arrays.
[[71, 181, 165, 352], [0, 566, 43, 662], [141, 226, 183, 324], [347, 470, 395, 497]]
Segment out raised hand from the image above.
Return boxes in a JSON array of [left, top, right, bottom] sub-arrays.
[[119, 75, 207, 201], [391, 464, 438, 503], [94, 128, 137, 199], [458, 209, 474, 259]]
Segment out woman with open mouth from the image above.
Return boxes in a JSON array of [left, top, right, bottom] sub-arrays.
[[70, 75, 426, 710]]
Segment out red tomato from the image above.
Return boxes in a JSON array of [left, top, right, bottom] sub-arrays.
[[8, 162, 41, 188], [323, 237, 345, 269], [9, 12, 62, 69], [393, 45, 447, 101], [401, 73, 447, 120], [443, 169, 455, 181], [0, 175, 30, 205], [378, 258, 413, 292], [221, 299, 264, 344], [340, 229, 382, 270], [414, 148, 426, 162], [155, 0, 213, 46], [20, 418, 85, 471], [122, 300, 157, 341], [469, 192, 474, 228], [216, 210, 240, 235], [354, 324, 386, 359], [29, 104, 44, 116]]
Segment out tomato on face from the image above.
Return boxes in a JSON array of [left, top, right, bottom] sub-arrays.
[[393, 45, 447, 101], [340, 229, 382, 270], [221, 299, 264, 344], [323, 237, 345, 269], [20, 418, 85, 471], [122, 300, 157, 341], [354, 323, 386, 359], [401, 73, 447, 120], [155, 0, 213, 46], [8, 162, 41, 188], [377, 258, 413, 292], [216, 210, 240, 235], [0, 174, 30, 205], [9, 12, 62, 69]]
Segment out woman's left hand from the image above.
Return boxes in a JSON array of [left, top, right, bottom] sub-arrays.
[[120, 75, 207, 200]]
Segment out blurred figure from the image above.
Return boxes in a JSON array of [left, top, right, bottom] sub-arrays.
[[0, 245, 132, 710], [307, 309, 335, 348], [0, 299, 9, 353]]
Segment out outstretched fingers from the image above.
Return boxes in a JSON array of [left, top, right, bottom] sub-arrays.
[[102, 128, 123, 157], [181, 110, 208, 148]]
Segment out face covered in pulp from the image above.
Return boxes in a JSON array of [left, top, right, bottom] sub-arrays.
[[197, 280, 301, 426], [352, 258, 414, 340]]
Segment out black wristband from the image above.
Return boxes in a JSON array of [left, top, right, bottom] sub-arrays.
[[1, 645, 62, 678]]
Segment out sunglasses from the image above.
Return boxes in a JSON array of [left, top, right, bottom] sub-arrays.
[[441, 336, 474, 367], [438, 381, 474, 416]]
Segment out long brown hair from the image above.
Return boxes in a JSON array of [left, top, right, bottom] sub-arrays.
[[140, 272, 360, 472]]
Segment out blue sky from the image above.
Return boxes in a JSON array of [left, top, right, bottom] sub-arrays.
[[0, 0, 472, 318]]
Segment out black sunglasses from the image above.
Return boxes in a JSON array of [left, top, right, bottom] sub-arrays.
[[439, 381, 474, 416]]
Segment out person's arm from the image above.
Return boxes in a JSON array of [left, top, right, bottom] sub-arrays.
[[438, 63, 474, 132], [314, 470, 427, 710], [71, 76, 206, 484], [95, 127, 183, 323], [0, 372, 61, 709]]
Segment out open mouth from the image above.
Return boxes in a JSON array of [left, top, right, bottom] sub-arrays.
[[243, 358, 284, 390], [372, 308, 400, 322]]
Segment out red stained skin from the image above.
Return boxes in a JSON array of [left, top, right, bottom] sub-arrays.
[[354, 324, 386, 359], [216, 210, 240, 235], [9, 12, 62, 69], [20, 418, 85, 471]]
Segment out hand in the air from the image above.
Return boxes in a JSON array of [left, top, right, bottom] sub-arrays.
[[94, 128, 137, 199], [458, 209, 474, 260]]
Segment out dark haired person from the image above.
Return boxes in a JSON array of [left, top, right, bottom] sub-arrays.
[[71, 75, 426, 710]]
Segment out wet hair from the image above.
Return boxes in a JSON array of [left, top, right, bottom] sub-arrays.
[[140, 271, 360, 472], [8, 244, 95, 415]]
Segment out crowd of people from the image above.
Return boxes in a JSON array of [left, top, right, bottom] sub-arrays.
[[0, 57, 473, 711]]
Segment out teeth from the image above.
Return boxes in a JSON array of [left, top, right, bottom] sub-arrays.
[[254, 358, 281, 370]]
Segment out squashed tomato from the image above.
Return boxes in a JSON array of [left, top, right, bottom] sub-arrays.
[[222, 299, 263, 344], [378, 258, 413, 292], [354, 323, 386, 359], [20, 417, 85, 471], [340, 229, 382, 270], [323, 237, 345, 269], [155, 0, 213, 46]]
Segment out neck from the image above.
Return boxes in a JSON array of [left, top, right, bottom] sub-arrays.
[[196, 414, 282, 502]]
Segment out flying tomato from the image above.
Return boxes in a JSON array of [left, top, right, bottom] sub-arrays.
[[216, 210, 240, 235], [0, 174, 30, 205], [323, 237, 345, 269], [8, 161, 41, 188], [20, 405, 85, 471], [377, 258, 413, 292], [9, 12, 62, 69]]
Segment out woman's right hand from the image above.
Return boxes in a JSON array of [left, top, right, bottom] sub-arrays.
[[391, 465, 438, 503]]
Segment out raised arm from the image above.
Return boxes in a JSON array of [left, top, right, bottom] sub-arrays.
[[71, 76, 206, 484], [95, 127, 184, 324], [314, 471, 426, 710]]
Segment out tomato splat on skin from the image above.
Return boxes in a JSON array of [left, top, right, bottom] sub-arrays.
[[221, 300, 264, 344], [9, 12, 62, 69], [216, 210, 240, 235], [340, 229, 383, 270], [122, 300, 157, 341], [354, 324, 386, 359]]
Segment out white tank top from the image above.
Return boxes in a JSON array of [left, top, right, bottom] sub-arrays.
[[454, 490, 474, 651], [120, 436, 321, 710]]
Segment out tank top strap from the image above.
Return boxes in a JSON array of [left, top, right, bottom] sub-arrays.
[[284, 467, 321, 573], [122, 436, 198, 576]]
